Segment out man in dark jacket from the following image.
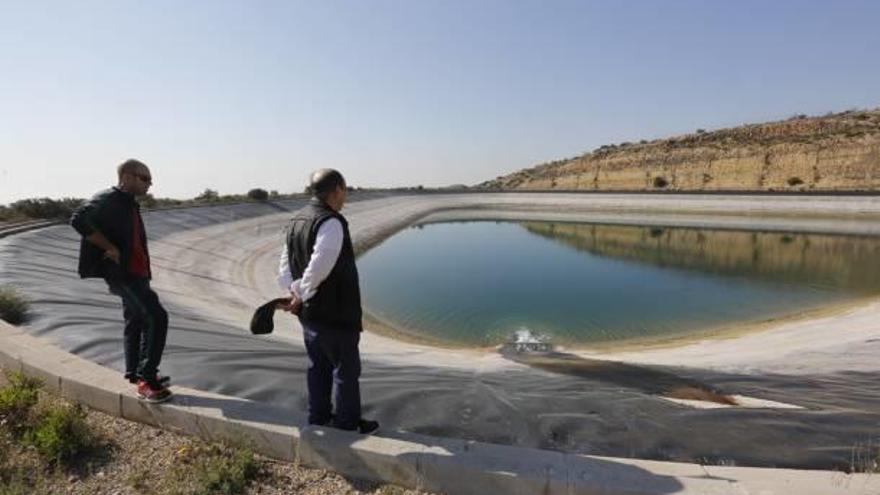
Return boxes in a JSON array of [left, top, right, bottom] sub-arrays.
[[277, 169, 378, 434], [70, 159, 171, 403]]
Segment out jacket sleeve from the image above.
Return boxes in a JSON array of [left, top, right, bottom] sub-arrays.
[[70, 192, 108, 237]]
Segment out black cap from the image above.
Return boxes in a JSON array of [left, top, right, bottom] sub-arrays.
[[250, 298, 291, 335]]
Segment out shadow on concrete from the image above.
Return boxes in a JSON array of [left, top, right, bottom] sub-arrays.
[[300, 426, 689, 494], [171, 392, 305, 428]]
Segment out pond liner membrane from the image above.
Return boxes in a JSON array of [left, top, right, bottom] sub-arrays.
[[2, 194, 880, 471]]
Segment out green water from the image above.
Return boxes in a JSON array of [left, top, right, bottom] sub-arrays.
[[358, 221, 880, 346]]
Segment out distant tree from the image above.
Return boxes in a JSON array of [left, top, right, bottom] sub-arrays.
[[247, 188, 269, 201], [140, 193, 157, 208], [269, 190, 279, 198], [7, 197, 84, 220], [787, 177, 804, 187], [695, 128, 707, 134], [653, 176, 669, 188], [195, 189, 219, 202]]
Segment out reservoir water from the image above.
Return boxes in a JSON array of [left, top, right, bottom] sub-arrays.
[[358, 220, 880, 346]]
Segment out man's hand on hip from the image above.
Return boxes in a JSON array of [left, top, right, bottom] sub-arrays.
[[103, 246, 121, 264]]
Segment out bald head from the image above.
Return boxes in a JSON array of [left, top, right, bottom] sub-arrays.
[[309, 168, 346, 201], [309, 168, 347, 211]]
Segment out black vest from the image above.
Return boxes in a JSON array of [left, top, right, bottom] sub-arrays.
[[286, 199, 362, 332]]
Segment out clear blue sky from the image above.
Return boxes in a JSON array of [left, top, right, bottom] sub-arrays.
[[2, 0, 878, 202]]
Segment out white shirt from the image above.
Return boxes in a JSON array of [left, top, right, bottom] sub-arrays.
[[277, 218, 344, 302]]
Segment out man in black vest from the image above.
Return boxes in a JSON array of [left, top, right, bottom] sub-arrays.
[[277, 169, 379, 434], [70, 159, 172, 403]]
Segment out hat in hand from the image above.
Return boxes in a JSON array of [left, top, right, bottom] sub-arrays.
[[250, 297, 291, 335]]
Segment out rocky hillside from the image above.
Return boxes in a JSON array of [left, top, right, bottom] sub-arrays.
[[480, 108, 880, 192]]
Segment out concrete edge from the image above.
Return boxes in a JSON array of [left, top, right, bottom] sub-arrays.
[[1, 322, 879, 494]]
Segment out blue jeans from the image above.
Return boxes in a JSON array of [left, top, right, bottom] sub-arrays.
[[302, 325, 362, 428], [106, 278, 168, 382]]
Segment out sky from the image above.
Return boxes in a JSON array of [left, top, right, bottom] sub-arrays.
[[1, 0, 879, 203]]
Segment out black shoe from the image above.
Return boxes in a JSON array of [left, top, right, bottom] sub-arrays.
[[357, 419, 380, 435], [309, 414, 335, 426], [329, 418, 380, 435]]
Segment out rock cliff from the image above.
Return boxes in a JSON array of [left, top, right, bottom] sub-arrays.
[[480, 109, 880, 192]]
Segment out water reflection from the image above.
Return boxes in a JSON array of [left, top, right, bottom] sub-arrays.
[[358, 221, 880, 347], [521, 222, 880, 293]]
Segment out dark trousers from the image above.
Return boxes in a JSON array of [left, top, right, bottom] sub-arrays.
[[302, 325, 362, 429], [106, 277, 168, 382]]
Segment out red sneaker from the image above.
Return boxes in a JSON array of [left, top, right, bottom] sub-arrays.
[[137, 379, 173, 404], [128, 374, 171, 386]]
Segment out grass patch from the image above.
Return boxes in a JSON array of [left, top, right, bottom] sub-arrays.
[[169, 441, 263, 495], [0, 372, 41, 432], [0, 371, 97, 468], [26, 403, 95, 464], [0, 286, 29, 325]]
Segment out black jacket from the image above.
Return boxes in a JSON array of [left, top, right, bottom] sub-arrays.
[[70, 187, 151, 280], [286, 199, 362, 332]]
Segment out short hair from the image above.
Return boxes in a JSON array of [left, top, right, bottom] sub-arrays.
[[117, 159, 148, 181], [308, 169, 346, 201]]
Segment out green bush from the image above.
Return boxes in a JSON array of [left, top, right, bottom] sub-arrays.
[[246, 188, 269, 201], [653, 176, 669, 188], [195, 189, 220, 202], [0, 372, 41, 431], [0, 287, 29, 325], [173, 442, 261, 495], [0, 205, 25, 223], [27, 403, 94, 464], [3, 198, 83, 221]]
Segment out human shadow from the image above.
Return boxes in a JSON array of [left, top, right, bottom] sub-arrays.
[[150, 388, 682, 493], [500, 345, 737, 405], [168, 392, 305, 429]]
